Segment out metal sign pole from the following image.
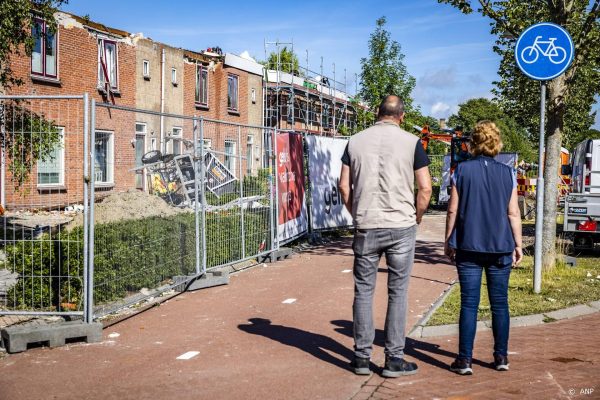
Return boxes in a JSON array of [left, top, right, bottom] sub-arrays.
[[515, 22, 574, 295], [533, 82, 546, 294]]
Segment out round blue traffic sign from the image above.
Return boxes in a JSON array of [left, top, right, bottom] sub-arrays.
[[515, 22, 574, 81]]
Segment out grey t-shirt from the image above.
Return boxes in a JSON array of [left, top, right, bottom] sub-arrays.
[[341, 121, 430, 229]]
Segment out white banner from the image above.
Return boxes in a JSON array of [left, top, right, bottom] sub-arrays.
[[305, 135, 354, 230]]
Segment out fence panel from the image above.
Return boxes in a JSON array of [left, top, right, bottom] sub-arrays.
[[202, 120, 274, 270], [428, 154, 446, 205], [90, 104, 200, 318], [0, 95, 88, 317]]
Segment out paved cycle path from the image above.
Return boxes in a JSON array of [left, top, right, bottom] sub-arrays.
[[0, 216, 456, 400]]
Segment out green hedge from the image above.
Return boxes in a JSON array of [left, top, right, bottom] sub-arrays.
[[5, 210, 270, 310]]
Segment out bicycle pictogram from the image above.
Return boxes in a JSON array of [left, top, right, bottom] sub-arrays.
[[521, 36, 567, 64]]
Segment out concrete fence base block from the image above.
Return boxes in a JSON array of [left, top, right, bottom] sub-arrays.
[[258, 248, 293, 264], [1, 321, 102, 354], [186, 271, 229, 291], [544, 304, 597, 321]]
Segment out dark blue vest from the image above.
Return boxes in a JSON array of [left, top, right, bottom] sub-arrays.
[[448, 156, 516, 253]]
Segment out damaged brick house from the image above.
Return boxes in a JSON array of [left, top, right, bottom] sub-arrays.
[[1, 11, 266, 211], [2, 12, 137, 210]]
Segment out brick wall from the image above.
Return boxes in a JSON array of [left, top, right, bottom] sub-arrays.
[[3, 14, 136, 210]]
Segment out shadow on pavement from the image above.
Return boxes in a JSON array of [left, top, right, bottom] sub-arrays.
[[331, 320, 491, 371], [238, 318, 359, 372]]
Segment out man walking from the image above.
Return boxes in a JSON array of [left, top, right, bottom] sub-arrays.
[[339, 95, 432, 377]]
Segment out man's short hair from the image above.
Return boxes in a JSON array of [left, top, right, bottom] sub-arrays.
[[377, 95, 405, 119]]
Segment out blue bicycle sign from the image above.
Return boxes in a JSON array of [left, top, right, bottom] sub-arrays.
[[521, 36, 567, 64], [515, 22, 574, 81]]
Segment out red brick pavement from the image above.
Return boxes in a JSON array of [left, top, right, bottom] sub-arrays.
[[353, 313, 600, 400]]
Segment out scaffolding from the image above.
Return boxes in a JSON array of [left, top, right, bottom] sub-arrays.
[[263, 40, 358, 136]]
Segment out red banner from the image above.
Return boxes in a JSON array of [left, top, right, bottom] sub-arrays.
[[276, 132, 307, 241]]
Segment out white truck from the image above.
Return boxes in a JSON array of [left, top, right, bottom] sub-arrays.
[[563, 139, 600, 250]]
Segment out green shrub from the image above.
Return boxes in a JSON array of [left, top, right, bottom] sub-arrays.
[[3, 208, 270, 310]]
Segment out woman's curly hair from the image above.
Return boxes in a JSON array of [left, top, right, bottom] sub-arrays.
[[470, 120, 503, 157]]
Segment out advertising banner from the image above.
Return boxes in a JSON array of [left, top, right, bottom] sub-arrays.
[[276, 132, 308, 242], [305, 135, 353, 230]]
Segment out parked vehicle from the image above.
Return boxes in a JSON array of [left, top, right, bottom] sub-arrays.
[[562, 139, 600, 250]]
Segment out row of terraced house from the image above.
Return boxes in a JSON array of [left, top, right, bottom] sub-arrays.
[[0, 11, 358, 211]]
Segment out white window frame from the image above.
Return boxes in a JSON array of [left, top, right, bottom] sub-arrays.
[[31, 18, 58, 79], [94, 130, 114, 185], [171, 67, 177, 85], [246, 135, 254, 173], [142, 60, 150, 78], [98, 38, 119, 90], [227, 74, 239, 112], [37, 127, 65, 187], [195, 64, 209, 107], [251, 88, 256, 104], [135, 123, 147, 190], [171, 127, 183, 155], [224, 139, 236, 172]]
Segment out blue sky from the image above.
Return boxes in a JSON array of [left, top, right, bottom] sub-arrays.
[[61, 0, 599, 128]]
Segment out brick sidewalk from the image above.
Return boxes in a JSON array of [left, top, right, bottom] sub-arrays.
[[352, 313, 600, 400]]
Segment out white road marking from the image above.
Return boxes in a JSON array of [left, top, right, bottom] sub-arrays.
[[108, 332, 120, 338], [177, 351, 200, 360], [342, 269, 352, 273], [282, 298, 297, 304]]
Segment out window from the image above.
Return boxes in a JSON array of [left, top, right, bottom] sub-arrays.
[[246, 135, 254, 174], [37, 127, 64, 185], [195, 64, 208, 106], [94, 131, 114, 184], [171, 68, 177, 85], [142, 60, 150, 78], [98, 39, 118, 90], [227, 74, 239, 112], [171, 127, 182, 155], [224, 140, 236, 172], [151, 138, 157, 151], [31, 19, 57, 79], [251, 88, 256, 104], [135, 123, 147, 189]]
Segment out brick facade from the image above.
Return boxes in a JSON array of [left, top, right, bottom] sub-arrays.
[[3, 12, 136, 210]]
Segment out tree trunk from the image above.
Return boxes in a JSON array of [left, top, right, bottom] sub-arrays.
[[541, 75, 566, 270]]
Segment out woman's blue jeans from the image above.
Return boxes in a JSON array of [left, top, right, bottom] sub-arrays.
[[456, 250, 512, 360]]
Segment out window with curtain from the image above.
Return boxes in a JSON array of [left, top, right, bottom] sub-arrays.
[[37, 127, 64, 185], [31, 18, 57, 78], [227, 74, 239, 112]]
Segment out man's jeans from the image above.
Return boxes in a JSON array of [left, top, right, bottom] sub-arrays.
[[455, 251, 512, 360], [352, 226, 417, 359]]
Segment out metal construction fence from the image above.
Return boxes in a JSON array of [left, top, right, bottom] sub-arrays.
[[0, 94, 448, 323], [0, 95, 278, 321], [0, 95, 90, 319]]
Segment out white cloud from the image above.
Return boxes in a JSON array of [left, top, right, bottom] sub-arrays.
[[430, 102, 457, 119]]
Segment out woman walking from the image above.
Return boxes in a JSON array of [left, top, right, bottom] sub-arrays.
[[444, 120, 523, 375]]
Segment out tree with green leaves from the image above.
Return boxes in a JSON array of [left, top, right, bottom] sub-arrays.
[[0, 0, 67, 89], [439, 0, 600, 270], [448, 98, 536, 161], [357, 16, 416, 131], [265, 46, 301, 76]]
